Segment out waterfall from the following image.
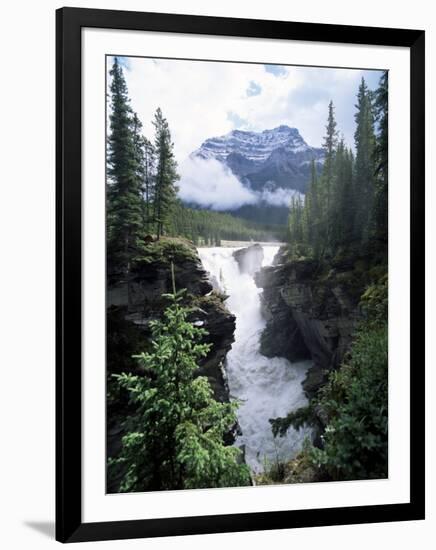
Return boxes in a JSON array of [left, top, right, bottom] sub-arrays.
[[198, 245, 312, 473]]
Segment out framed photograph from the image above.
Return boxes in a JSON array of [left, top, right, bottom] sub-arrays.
[[56, 7, 425, 543]]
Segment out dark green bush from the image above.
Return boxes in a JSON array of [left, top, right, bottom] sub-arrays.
[[311, 320, 388, 480]]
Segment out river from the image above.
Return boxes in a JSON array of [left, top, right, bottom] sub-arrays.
[[198, 245, 312, 473]]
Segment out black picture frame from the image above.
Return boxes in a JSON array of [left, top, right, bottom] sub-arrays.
[[56, 6, 425, 543]]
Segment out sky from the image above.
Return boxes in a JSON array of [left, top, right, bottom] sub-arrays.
[[107, 56, 384, 210]]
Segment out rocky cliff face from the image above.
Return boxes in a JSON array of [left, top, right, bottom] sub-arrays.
[[107, 237, 236, 400], [107, 238, 236, 491], [256, 247, 366, 397]]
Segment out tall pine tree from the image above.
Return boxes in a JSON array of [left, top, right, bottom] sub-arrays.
[[302, 160, 322, 257], [288, 195, 304, 256], [107, 58, 143, 275], [353, 78, 376, 243], [321, 100, 338, 254], [373, 71, 388, 247], [330, 138, 354, 249], [286, 81, 384, 261], [153, 108, 179, 239], [111, 274, 251, 491], [141, 136, 156, 234]]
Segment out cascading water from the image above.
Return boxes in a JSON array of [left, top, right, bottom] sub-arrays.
[[198, 245, 312, 473]]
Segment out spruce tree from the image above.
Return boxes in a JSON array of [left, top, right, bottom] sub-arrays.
[[373, 71, 388, 246], [132, 113, 146, 225], [321, 100, 338, 253], [111, 271, 251, 491], [153, 108, 179, 239], [330, 139, 355, 250], [343, 147, 355, 245], [288, 195, 304, 256], [141, 136, 156, 234], [354, 78, 376, 243], [310, 160, 323, 258], [107, 58, 143, 274]]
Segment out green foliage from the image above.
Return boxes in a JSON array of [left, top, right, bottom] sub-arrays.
[[255, 439, 320, 485], [322, 100, 339, 246], [360, 273, 388, 322], [373, 72, 389, 247], [354, 78, 377, 243], [270, 405, 316, 438], [107, 57, 182, 277], [109, 282, 251, 491], [167, 201, 285, 245], [153, 108, 180, 239], [139, 135, 156, 235], [270, 276, 388, 482], [287, 73, 387, 260], [260, 445, 287, 483], [136, 236, 198, 266], [288, 195, 305, 256], [107, 58, 144, 273], [330, 139, 354, 250], [310, 319, 388, 480], [107, 56, 285, 259]]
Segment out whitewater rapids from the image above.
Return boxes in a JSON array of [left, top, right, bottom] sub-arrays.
[[198, 245, 312, 473]]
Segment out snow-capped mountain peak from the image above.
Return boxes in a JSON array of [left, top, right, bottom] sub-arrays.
[[193, 125, 313, 164], [192, 125, 324, 194]]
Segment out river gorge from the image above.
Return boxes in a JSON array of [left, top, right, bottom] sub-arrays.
[[198, 245, 312, 473]]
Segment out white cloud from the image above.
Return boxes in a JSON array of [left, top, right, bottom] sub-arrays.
[[178, 157, 257, 211], [107, 57, 384, 211], [178, 158, 303, 211], [260, 186, 303, 207], [111, 56, 384, 160]]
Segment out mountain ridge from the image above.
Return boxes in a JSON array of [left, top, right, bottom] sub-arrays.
[[192, 125, 324, 194]]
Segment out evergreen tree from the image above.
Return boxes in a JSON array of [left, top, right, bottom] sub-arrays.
[[166, 201, 284, 243], [111, 269, 251, 491], [132, 113, 146, 226], [286, 99, 361, 258], [302, 169, 313, 246], [330, 138, 354, 249], [153, 108, 180, 239], [354, 78, 376, 243], [323, 101, 339, 175], [288, 195, 304, 256], [107, 58, 143, 274], [318, 100, 338, 254], [141, 136, 156, 234], [131, 113, 155, 236], [373, 71, 388, 246], [342, 147, 355, 244], [306, 160, 323, 257]]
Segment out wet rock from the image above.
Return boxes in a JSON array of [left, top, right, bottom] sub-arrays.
[[233, 244, 264, 276], [256, 262, 310, 363], [256, 251, 364, 398], [191, 293, 236, 402], [107, 239, 235, 401], [108, 251, 212, 316], [302, 366, 328, 397]]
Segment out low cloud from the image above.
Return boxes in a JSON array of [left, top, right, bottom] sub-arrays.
[[116, 56, 384, 158], [178, 158, 301, 210], [178, 157, 257, 211], [260, 186, 303, 206]]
